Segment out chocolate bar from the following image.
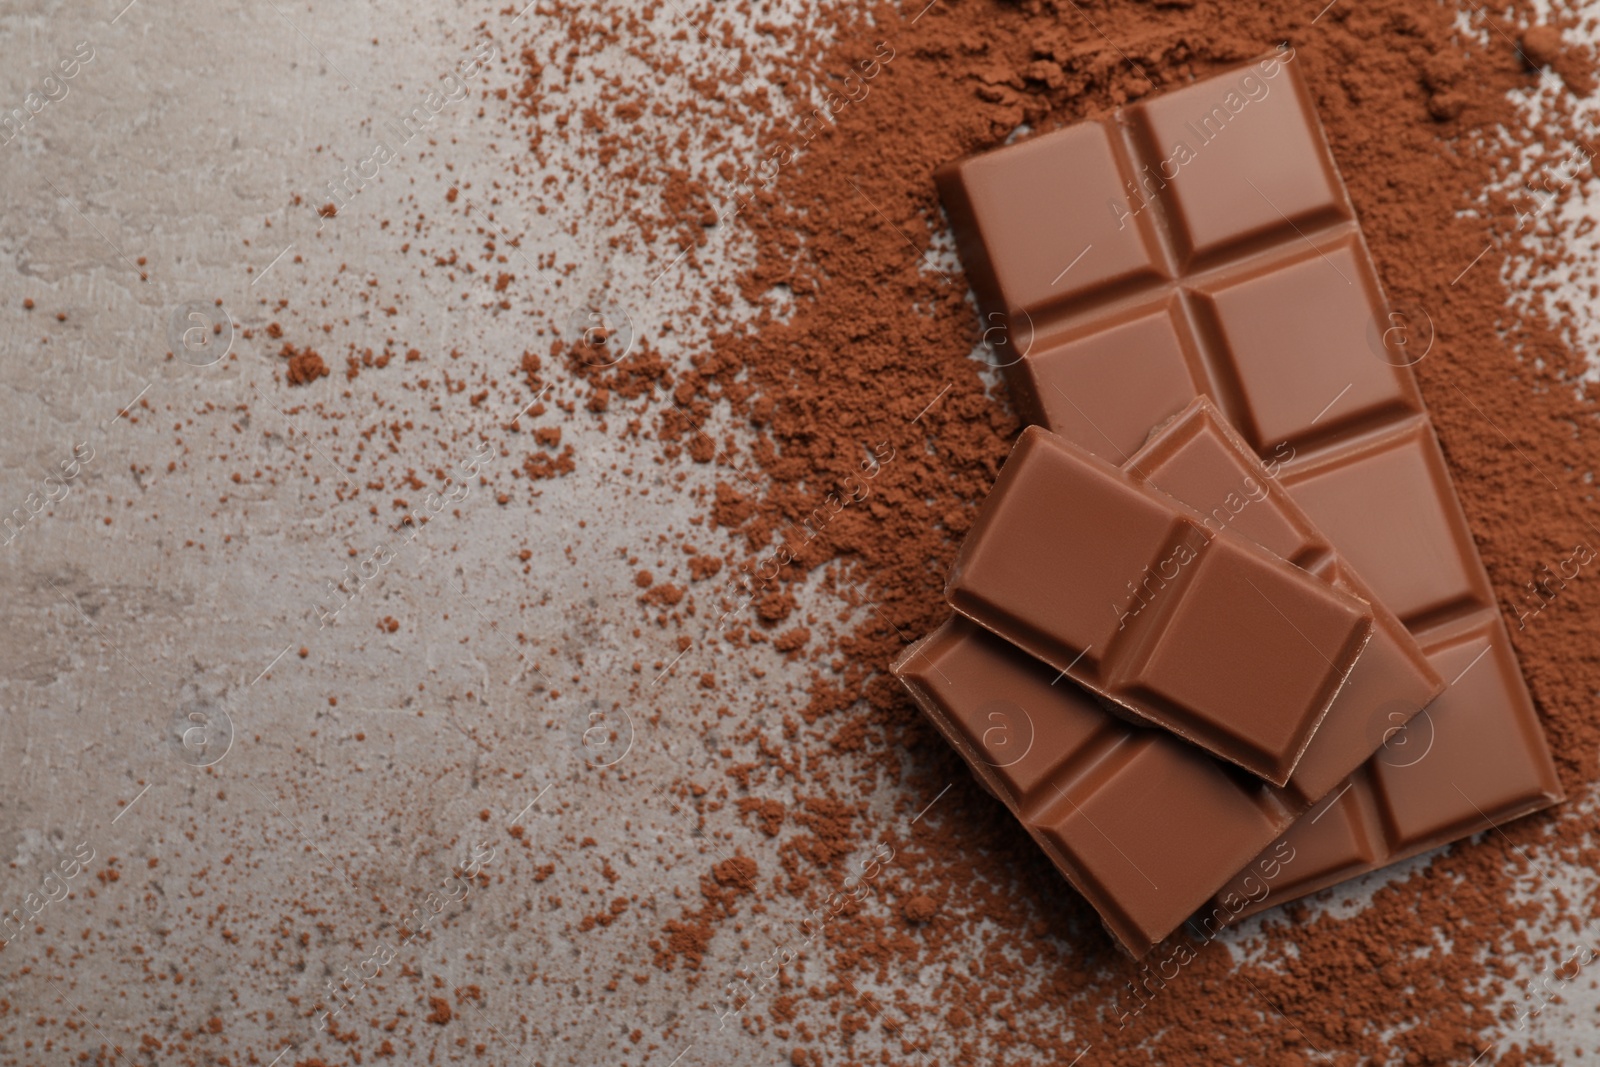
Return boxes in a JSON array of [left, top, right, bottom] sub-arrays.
[[934, 53, 1561, 917], [898, 617, 1288, 955], [1205, 617, 1562, 927], [948, 424, 1374, 785], [1131, 399, 1442, 804], [897, 399, 1443, 954]]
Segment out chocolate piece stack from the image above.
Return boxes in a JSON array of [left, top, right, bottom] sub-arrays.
[[896, 51, 1563, 956]]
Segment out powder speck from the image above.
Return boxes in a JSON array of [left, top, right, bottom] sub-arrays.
[[1522, 24, 1564, 69], [282, 343, 330, 386], [902, 894, 937, 924]]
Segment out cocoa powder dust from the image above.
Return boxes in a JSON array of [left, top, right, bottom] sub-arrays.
[[505, 0, 1600, 1063]]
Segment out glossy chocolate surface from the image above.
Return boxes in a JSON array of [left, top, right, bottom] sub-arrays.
[[948, 425, 1372, 784], [898, 400, 1445, 955]]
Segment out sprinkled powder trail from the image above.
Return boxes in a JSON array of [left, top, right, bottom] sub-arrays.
[[504, 0, 1600, 1063]]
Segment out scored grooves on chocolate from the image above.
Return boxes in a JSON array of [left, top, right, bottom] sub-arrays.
[[1210, 620, 1560, 924], [939, 54, 1424, 471], [946, 426, 1374, 785], [897, 616, 1296, 954]]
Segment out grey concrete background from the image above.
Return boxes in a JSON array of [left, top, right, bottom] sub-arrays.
[[0, 1, 918, 1064]]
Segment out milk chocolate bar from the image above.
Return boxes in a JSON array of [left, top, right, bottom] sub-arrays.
[[1205, 618, 1562, 928], [949, 425, 1373, 785], [935, 54, 1561, 916], [898, 399, 1443, 954], [1131, 399, 1443, 804], [898, 617, 1289, 955]]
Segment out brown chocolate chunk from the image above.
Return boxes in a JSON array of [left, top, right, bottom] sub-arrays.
[[948, 425, 1372, 785]]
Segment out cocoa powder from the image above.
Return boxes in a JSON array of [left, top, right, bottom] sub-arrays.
[[541, 1, 1600, 1063]]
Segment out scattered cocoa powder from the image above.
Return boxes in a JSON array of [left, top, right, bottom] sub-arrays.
[[281, 342, 330, 386], [525, 0, 1600, 1063], [424, 995, 452, 1025]]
